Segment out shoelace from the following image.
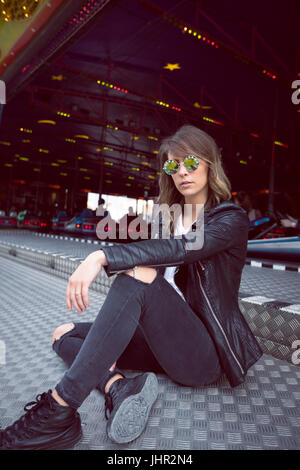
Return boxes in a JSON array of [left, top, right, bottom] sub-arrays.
[[104, 392, 114, 420], [1, 390, 55, 447], [104, 376, 126, 420], [104, 382, 125, 420]]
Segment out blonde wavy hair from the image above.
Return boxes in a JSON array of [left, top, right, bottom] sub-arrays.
[[156, 125, 232, 232]]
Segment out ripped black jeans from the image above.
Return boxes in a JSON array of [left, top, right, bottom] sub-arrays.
[[53, 270, 222, 409]]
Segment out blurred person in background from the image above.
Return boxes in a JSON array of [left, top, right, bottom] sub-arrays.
[[280, 215, 300, 234], [234, 191, 262, 221], [9, 206, 18, 217]]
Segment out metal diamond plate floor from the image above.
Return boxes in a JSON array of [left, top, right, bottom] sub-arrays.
[[0, 256, 300, 450], [240, 266, 300, 304]]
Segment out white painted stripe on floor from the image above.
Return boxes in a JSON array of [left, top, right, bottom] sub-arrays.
[[51, 253, 66, 256], [251, 261, 262, 267], [247, 258, 300, 272], [273, 264, 286, 270], [280, 304, 300, 315], [241, 296, 275, 305], [44, 251, 66, 255]]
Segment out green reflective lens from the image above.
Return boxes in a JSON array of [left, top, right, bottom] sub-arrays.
[[163, 160, 179, 175], [163, 155, 200, 175], [184, 155, 199, 171]]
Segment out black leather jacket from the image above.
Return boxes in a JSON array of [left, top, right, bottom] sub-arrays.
[[101, 201, 263, 387]]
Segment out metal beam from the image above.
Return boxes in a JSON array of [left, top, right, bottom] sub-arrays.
[[196, 4, 249, 57], [251, 26, 290, 75], [135, 0, 292, 84]]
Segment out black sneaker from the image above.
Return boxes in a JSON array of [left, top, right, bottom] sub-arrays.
[[104, 372, 158, 444], [0, 390, 82, 450]]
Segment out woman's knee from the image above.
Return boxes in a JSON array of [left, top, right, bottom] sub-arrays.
[[51, 322, 75, 345]]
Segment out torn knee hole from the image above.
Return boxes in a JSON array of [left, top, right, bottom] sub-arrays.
[[52, 322, 75, 344]]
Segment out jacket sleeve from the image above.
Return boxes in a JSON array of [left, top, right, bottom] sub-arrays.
[[101, 237, 186, 276], [100, 209, 249, 276], [183, 209, 249, 264]]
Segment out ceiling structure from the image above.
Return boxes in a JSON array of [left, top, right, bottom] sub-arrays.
[[0, 0, 299, 211]]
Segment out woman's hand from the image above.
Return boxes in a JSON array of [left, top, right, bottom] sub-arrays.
[[66, 250, 106, 313]]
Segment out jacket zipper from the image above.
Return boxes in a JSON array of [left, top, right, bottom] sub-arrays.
[[197, 262, 245, 375]]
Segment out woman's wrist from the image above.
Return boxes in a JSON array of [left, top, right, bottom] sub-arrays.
[[97, 249, 107, 265], [88, 249, 107, 266]]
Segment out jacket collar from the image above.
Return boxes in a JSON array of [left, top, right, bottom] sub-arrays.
[[191, 201, 247, 228], [207, 201, 247, 217]]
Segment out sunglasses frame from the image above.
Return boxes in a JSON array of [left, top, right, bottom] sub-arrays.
[[163, 154, 200, 175]]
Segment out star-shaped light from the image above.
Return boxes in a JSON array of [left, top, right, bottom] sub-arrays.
[[163, 63, 181, 71]]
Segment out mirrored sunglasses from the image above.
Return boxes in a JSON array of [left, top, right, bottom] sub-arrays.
[[163, 155, 200, 175]]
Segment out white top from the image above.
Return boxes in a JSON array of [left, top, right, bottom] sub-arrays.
[[163, 213, 195, 301]]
